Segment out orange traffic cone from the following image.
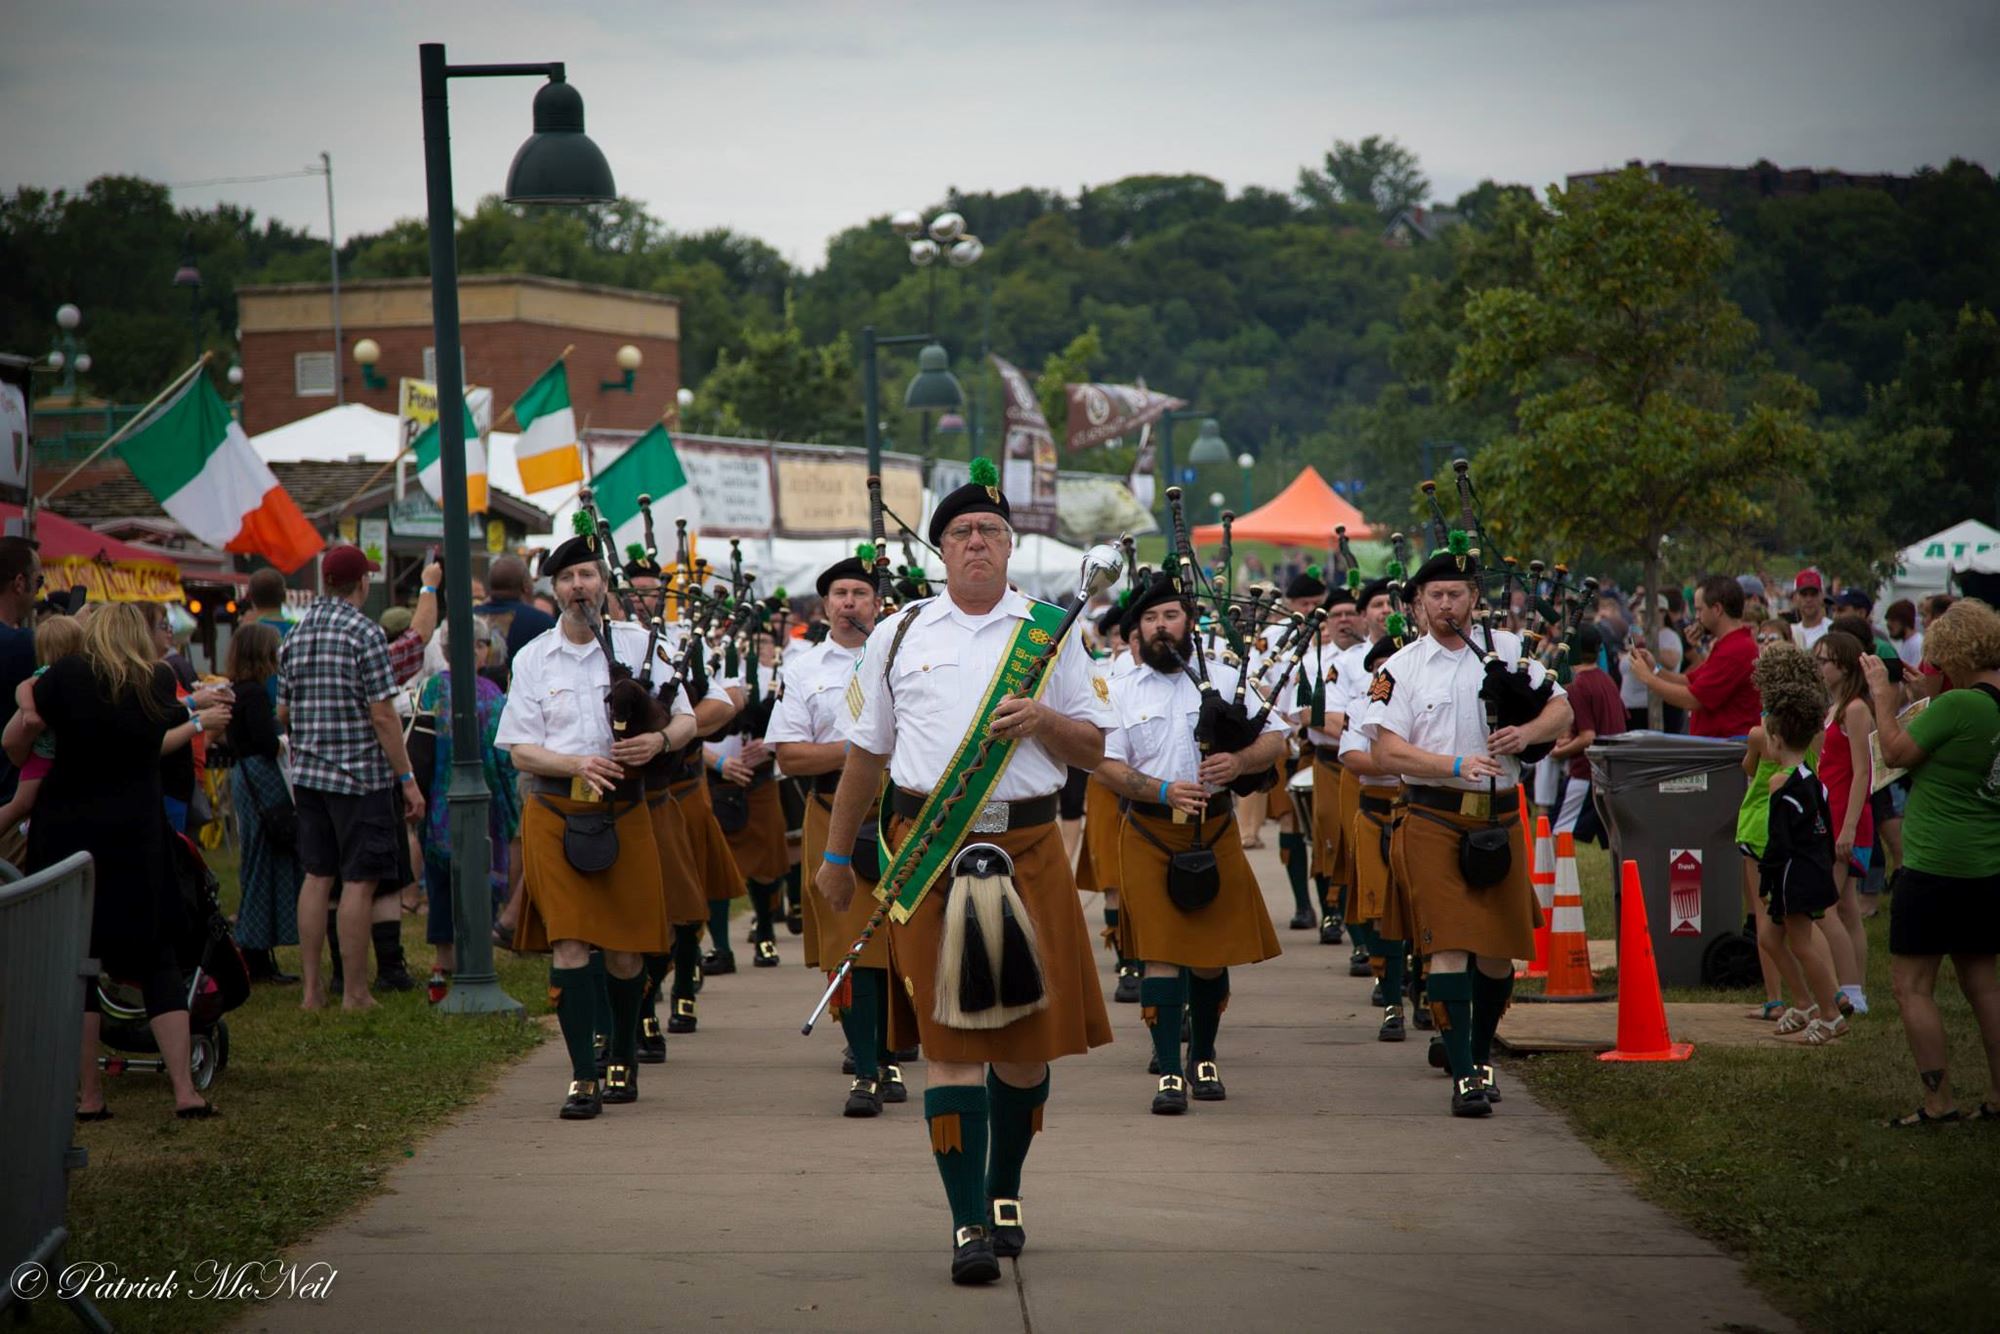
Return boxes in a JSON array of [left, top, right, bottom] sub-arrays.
[[1540, 832, 1597, 998], [1599, 858, 1694, 1062], [1520, 815, 1555, 979]]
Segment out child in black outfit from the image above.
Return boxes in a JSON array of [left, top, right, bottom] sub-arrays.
[[1758, 653, 1849, 1047]]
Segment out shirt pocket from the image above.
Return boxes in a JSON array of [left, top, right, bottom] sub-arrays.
[[541, 683, 587, 739], [893, 649, 963, 718], [1122, 711, 1173, 772]]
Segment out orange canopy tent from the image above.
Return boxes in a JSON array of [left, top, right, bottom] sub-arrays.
[[1190, 466, 1376, 547]]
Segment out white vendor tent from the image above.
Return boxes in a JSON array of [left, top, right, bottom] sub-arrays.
[[731, 529, 1095, 604], [250, 401, 537, 505], [1882, 518, 2000, 605]]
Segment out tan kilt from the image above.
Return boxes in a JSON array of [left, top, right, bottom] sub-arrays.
[[1074, 777, 1122, 896], [1264, 757, 1298, 821], [1352, 793, 1413, 940], [1334, 766, 1362, 916], [646, 786, 708, 926], [883, 812, 1113, 1064], [721, 778, 790, 883], [515, 794, 671, 954], [671, 776, 747, 904], [1388, 799, 1540, 959], [1311, 755, 1343, 881], [1117, 808, 1280, 969], [803, 794, 888, 973]]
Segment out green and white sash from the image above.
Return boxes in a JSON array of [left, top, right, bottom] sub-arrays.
[[876, 599, 1069, 923]]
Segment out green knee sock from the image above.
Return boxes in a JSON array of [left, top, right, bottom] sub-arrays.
[[1104, 904, 1119, 931], [1186, 970, 1229, 1064], [1428, 970, 1475, 1079], [605, 969, 644, 1067], [706, 899, 735, 957], [750, 879, 780, 942], [1140, 974, 1187, 1077], [986, 1067, 1050, 1200], [1350, 919, 1375, 954], [639, 953, 669, 1024], [785, 862, 803, 913], [588, 950, 610, 1054], [840, 967, 883, 1080], [1379, 939, 1407, 1005], [549, 965, 598, 1082], [1315, 876, 1335, 918], [1105, 905, 1129, 972], [671, 924, 701, 999], [1279, 834, 1312, 914], [1471, 967, 1515, 1067], [925, 1085, 992, 1232]]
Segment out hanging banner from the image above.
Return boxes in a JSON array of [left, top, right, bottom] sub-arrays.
[[1668, 848, 1703, 937], [44, 556, 185, 605], [1064, 381, 1186, 453], [990, 355, 1059, 537], [772, 443, 923, 539]]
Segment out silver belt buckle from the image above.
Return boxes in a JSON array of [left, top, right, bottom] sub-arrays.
[[970, 800, 1009, 834]]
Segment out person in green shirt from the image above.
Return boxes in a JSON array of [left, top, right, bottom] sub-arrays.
[[1863, 598, 2000, 1127]]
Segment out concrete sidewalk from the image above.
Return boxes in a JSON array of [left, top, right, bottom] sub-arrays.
[[247, 840, 1789, 1334]]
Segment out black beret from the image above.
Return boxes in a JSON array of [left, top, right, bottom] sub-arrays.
[[928, 456, 1011, 546], [1285, 569, 1327, 600], [1324, 581, 1357, 609], [621, 542, 662, 582], [1356, 577, 1392, 609], [1122, 572, 1192, 637], [541, 531, 602, 581], [1096, 605, 1126, 639], [1408, 545, 1480, 589], [816, 553, 875, 599], [1364, 635, 1400, 671]]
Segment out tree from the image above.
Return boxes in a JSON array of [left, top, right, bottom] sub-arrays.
[[1297, 135, 1430, 221], [1450, 168, 1825, 725], [678, 294, 856, 444]]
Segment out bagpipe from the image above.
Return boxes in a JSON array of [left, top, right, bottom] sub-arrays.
[[568, 489, 676, 781], [864, 472, 937, 615]]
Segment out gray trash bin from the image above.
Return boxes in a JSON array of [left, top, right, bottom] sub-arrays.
[[1586, 732, 1754, 989]]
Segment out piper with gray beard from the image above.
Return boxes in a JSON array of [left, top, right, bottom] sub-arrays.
[[1093, 572, 1289, 1113]]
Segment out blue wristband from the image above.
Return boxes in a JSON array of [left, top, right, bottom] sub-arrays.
[[823, 850, 852, 867], [1452, 755, 1463, 779], [1157, 780, 1170, 804]]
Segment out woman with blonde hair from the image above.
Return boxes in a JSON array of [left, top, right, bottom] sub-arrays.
[[1865, 599, 2000, 1125], [7, 603, 230, 1119]]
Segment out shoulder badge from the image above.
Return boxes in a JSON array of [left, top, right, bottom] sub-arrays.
[[1368, 669, 1396, 705]]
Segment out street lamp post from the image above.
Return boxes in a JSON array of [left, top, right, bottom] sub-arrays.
[[419, 40, 616, 1016], [1156, 411, 1228, 520], [1237, 450, 1256, 513], [860, 327, 953, 480], [45, 303, 90, 402], [888, 210, 982, 455]]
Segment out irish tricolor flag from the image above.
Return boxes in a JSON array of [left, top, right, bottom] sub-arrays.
[[411, 400, 488, 515], [592, 422, 695, 556], [509, 359, 582, 492], [118, 370, 323, 573]]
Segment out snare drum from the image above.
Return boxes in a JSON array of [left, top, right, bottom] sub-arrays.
[[1287, 763, 1316, 847]]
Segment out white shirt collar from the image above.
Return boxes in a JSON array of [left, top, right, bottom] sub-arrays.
[[922, 586, 1033, 631]]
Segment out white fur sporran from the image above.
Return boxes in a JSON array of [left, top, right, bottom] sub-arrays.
[[933, 843, 1049, 1030]]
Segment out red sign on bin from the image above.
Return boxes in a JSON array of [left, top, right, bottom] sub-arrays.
[[1668, 849, 1703, 937]]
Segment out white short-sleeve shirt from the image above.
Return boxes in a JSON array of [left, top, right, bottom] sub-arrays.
[[849, 589, 1113, 800], [496, 620, 690, 757], [1360, 629, 1563, 792], [765, 637, 861, 747], [1103, 660, 1288, 791]]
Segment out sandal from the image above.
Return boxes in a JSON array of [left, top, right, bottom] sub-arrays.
[[174, 1101, 220, 1120], [1800, 1015, 1848, 1045], [1884, 1106, 1961, 1128], [1749, 1000, 1787, 1021], [1773, 1005, 1817, 1035]]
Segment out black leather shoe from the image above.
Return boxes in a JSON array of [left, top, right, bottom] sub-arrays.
[[666, 998, 697, 1035], [1378, 1005, 1407, 1042], [637, 1016, 667, 1063], [1451, 1076, 1492, 1118], [559, 1079, 601, 1120], [1147, 1049, 1160, 1075], [1319, 915, 1344, 945], [1473, 1063, 1502, 1103], [841, 1046, 855, 1075], [1288, 909, 1316, 930], [1348, 949, 1371, 977], [593, 1035, 609, 1081], [1151, 1074, 1189, 1115], [1190, 1060, 1226, 1101], [702, 950, 736, 976], [843, 1078, 882, 1118], [1428, 1036, 1448, 1070], [753, 940, 780, 968], [602, 1063, 637, 1105], [1113, 964, 1142, 1004], [1370, 980, 1385, 1006], [1412, 1001, 1435, 1031], [880, 1064, 908, 1104], [785, 910, 804, 935], [951, 1226, 1002, 1285], [376, 965, 417, 992], [990, 1199, 1025, 1258]]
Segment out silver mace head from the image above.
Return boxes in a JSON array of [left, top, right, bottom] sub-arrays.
[[1078, 544, 1124, 601]]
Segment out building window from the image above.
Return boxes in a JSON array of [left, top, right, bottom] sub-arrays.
[[295, 351, 336, 397]]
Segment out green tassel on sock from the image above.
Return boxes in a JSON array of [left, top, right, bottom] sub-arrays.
[[1427, 970, 1475, 1080], [925, 1085, 992, 1232], [1140, 974, 1187, 1077], [1186, 970, 1229, 1064], [841, 967, 883, 1080], [1279, 834, 1312, 915], [549, 965, 598, 1082], [1379, 938, 1408, 1005], [1471, 967, 1515, 1067], [605, 969, 644, 1067], [706, 899, 735, 959], [986, 1067, 1050, 1201]]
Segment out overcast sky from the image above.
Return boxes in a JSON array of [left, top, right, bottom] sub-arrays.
[[6, 0, 1995, 268]]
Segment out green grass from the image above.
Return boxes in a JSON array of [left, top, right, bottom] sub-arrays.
[[1516, 842, 2000, 1333], [25, 846, 551, 1334]]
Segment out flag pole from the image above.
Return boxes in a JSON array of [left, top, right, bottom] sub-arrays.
[[37, 352, 214, 510], [491, 344, 575, 432], [339, 437, 423, 513]]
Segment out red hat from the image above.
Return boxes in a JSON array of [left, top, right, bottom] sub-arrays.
[[1794, 568, 1823, 591], [322, 544, 380, 586]]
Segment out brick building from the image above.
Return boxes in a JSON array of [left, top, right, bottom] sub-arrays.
[[236, 273, 680, 436]]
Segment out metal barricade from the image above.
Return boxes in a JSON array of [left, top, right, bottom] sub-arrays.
[[0, 852, 112, 1331]]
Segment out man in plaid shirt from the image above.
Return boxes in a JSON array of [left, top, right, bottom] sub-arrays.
[[279, 545, 430, 1011]]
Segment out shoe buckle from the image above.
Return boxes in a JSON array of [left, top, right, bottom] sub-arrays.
[[641, 1017, 662, 1039], [1193, 1061, 1219, 1082], [850, 1078, 878, 1095], [1454, 1076, 1481, 1097], [605, 1064, 630, 1088], [1383, 1004, 1402, 1021], [883, 1064, 903, 1084], [954, 1225, 991, 1248], [674, 998, 697, 1018], [757, 940, 778, 959], [992, 1198, 1023, 1227], [1158, 1074, 1186, 1093], [568, 1079, 599, 1097]]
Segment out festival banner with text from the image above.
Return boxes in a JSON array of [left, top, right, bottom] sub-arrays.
[[1063, 381, 1185, 452], [990, 355, 1059, 537]]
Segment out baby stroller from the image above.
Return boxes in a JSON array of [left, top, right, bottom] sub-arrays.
[[96, 831, 251, 1091]]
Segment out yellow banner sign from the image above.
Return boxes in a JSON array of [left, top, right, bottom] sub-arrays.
[[47, 556, 185, 605]]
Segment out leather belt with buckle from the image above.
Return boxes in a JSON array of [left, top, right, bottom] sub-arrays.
[[1313, 744, 1342, 764], [1122, 792, 1234, 823], [1404, 785, 1519, 819], [813, 771, 843, 795], [1359, 793, 1398, 815], [526, 773, 642, 803], [889, 788, 1059, 832]]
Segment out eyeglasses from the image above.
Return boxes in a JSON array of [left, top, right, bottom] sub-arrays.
[[943, 521, 1011, 545]]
